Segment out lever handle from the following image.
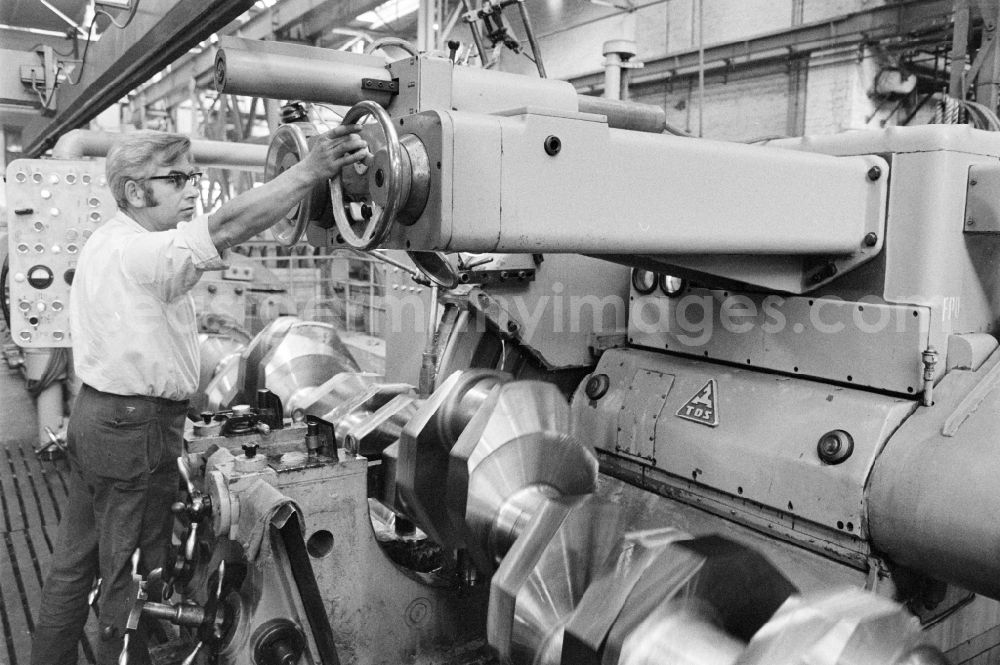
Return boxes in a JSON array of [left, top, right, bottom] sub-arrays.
[[117, 549, 141, 665], [87, 576, 102, 607], [177, 456, 195, 496], [180, 640, 203, 665], [184, 521, 199, 562], [117, 633, 130, 665]]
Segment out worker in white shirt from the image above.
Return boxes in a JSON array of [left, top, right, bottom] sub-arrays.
[[30, 125, 367, 665]]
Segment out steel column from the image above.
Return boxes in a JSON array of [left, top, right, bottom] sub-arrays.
[[975, 2, 1000, 111], [950, 0, 971, 98]]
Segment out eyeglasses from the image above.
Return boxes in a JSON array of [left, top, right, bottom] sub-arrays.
[[143, 171, 203, 190]]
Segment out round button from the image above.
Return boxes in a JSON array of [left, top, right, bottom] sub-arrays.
[[19, 331, 31, 342], [33, 221, 45, 232], [81, 174, 92, 185], [67, 244, 79, 254], [49, 174, 59, 184], [65, 229, 78, 241], [16, 244, 29, 254], [584, 373, 611, 400], [88, 197, 101, 207], [18, 301, 30, 312], [31, 172, 43, 183], [36, 302, 46, 312], [13, 273, 25, 283], [66, 174, 77, 184], [50, 207, 59, 216], [817, 430, 854, 465], [52, 331, 65, 341], [89, 212, 102, 223], [26, 265, 55, 290], [15, 171, 27, 183], [51, 300, 64, 311], [34, 244, 45, 253], [51, 245, 61, 254], [40, 189, 51, 199]]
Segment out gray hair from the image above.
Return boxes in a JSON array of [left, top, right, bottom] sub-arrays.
[[106, 131, 192, 209]]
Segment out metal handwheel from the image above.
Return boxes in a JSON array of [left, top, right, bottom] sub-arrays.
[[331, 101, 403, 249], [264, 122, 324, 246]]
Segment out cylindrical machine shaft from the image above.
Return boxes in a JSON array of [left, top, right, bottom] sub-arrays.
[[216, 38, 667, 135], [142, 600, 206, 627], [215, 47, 394, 108], [576, 95, 667, 133]]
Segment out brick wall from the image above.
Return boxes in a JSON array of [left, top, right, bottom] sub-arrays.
[[539, 0, 797, 82], [802, 0, 887, 23], [632, 65, 791, 141], [529, 0, 921, 139]]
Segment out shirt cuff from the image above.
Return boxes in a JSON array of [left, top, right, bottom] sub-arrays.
[[178, 214, 228, 271]]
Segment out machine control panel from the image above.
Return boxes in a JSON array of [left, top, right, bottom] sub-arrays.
[[5, 159, 116, 348]]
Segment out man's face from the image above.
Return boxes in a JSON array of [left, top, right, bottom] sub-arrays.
[[127, 155, 200, 231]]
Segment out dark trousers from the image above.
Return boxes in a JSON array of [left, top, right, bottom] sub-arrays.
[[30, 384, 187, 665]]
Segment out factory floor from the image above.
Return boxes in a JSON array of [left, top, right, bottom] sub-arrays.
[[0, 361, 100, 665]]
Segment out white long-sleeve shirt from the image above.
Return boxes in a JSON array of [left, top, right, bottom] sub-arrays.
[[70, 211, 226, 400]]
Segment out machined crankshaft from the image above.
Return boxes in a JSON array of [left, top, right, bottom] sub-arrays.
[[389, 371, 947, 665]]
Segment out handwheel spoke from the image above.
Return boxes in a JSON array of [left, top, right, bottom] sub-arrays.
[[264, 122, 325, 246], [330, 101, 403, 249]]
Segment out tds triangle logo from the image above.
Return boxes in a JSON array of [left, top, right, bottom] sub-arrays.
[[676, 380, 719, 427]]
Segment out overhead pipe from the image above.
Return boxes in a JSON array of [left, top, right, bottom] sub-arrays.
[[52, 129, 268, 171]]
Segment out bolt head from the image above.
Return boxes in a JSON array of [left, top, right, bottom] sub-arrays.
[[863, 232, 878, 247], [867, 165, 882, 181]]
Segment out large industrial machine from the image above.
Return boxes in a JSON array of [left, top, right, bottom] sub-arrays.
[[10, 35, 1000, 665]]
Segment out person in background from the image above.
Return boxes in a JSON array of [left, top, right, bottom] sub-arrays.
[[30, 124, 368, 665]]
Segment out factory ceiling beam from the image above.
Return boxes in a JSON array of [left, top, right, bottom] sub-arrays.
[[21, 0, 257, 157], [569, 0, 955, 93], [135, 0, 386, 111]]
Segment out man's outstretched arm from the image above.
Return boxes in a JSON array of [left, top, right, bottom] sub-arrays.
[[207, 123, 368, 251]]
